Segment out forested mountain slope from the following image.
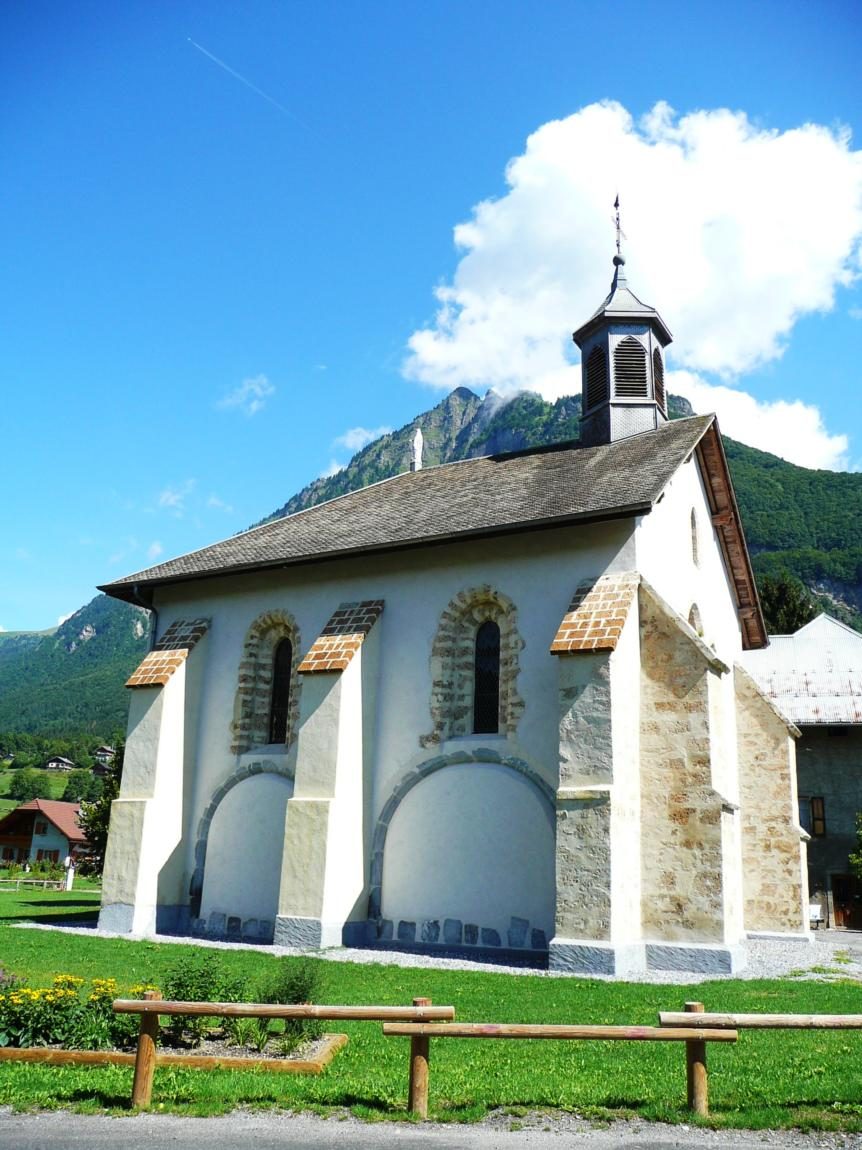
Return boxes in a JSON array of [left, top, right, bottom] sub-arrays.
[[4, 387, 860, 737]]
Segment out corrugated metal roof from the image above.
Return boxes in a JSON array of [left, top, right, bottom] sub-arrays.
[[741, 615, 862, 725]]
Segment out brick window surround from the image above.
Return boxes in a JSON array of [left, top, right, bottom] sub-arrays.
[[230, 610, 302, 754], [421, 585, 525, 747]]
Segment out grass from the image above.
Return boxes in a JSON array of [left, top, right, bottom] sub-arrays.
[[0, 770, 70, 801], [1, 889, 862, 1128]]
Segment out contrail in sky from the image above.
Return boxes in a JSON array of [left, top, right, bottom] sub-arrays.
[[187, 37, 311, 131]]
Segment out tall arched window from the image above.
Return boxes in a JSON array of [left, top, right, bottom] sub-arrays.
[[691, 507, 700, 567], [653, 348, 665, 411], [268, 638, 293, 745], [473, 620, 501, 734], [614, 336, 648, 397], [231, 609, 302, 754], [584, 346, 609, 411]]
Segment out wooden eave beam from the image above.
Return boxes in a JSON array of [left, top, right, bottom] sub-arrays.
[[695, 424, 767, 650]]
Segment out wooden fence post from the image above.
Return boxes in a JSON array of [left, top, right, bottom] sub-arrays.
[[131, 990, 159, 1109], [408, 998, 431, 1119], [685, 1001, 708, 1117]]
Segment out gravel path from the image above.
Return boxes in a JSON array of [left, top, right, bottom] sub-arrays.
[[13, 921, 862, 984], [1, 1108, 861, 1149]]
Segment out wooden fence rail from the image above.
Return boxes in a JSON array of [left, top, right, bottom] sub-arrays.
[[660, 1008, 862, 1030], [383, 1016, 738, 1119], [115, 992, 454, 1109]]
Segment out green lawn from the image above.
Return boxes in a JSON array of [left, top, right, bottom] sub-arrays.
[[1, 888, 862, 1128], [0, 770, 71, 801]]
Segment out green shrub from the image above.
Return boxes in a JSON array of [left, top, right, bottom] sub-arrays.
[[254, 957, 323, 1054], [0, 975, 141, 1051], [161, 954, 246, 1048]]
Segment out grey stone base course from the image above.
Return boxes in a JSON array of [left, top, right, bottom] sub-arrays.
[[645, 943, 747, 974], [155, 905, 191, 935], [273, 915, 344, 949], [548, 941, 618, 975], [189, 914, 275, 943], [746, 930, 814, 946], [98, 903, 136, 934], [376, 915, 549, 952]]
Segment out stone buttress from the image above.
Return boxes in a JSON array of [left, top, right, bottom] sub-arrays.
[[99, 619, 210, 934], [549, 573, 751, 974], [274, 600, 383, 948]]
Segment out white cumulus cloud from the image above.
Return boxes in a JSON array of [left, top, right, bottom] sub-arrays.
[[216, 374, 275, 417], [404, 100, 862, 467], [333, 425, 393, 452], [671, 370, 849, 469]]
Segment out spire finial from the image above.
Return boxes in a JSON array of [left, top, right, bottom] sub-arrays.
[[611, 194, 626, 285]]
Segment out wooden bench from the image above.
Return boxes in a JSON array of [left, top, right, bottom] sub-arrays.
[[114, 992, 455, 1108], [383, 1018, 738, 1118]]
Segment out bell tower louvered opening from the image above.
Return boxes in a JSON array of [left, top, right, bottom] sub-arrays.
[[613, 337, 648, 398], [584, 346, 608, 411], [653, 348, 665, 411]]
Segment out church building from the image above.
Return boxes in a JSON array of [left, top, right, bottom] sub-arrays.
[[98, 248, 810, 974]]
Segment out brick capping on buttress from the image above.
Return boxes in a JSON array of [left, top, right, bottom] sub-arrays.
[[126, 618, 210, 688], [297, 600, 384, 674], [550, 572, 639, 654]]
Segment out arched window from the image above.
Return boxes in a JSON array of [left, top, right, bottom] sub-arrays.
[[422, 586, 525, 746], [613, 336, 648, 397], [230, 610, 301, 754], [688, 603, 703, 635], [584, 346, 609, 411], [268, 638, 293, 745], [691, 507, 700, 567], [653, 348, 665, 411], [473, 621, 501, 734]]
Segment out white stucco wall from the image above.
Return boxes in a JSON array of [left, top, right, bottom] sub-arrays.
[[148, 519, 637, 925], [381, 761, 555, 941], [634, 455, 743, 669], [199, 772, 294, 925]]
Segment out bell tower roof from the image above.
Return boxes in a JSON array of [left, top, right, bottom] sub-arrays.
[[573, 254, 672, 348], [573, 198, 674, 447]]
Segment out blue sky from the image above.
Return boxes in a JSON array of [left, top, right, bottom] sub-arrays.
[[2, 0, 861, 632]]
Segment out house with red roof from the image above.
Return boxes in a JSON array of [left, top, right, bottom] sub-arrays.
[[0, 799, 87, 865]]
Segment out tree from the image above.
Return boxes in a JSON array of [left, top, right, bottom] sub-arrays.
[[62, 769, 102, 803], [77, 743, 123, 874], [8, 768, 53, 803], [758, 573, 818, 635]]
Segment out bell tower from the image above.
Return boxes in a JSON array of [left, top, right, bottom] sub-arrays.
[[573, 199, 673, 447]]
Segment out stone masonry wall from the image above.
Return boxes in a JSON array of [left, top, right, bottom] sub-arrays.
[[230, 610, 302, 753], [421, 585, 524, 746], [735, 666, 807, 932], [639, 591, 724, 942]]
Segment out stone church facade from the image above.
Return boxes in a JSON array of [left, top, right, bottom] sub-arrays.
[[98, 253, 810, 974]]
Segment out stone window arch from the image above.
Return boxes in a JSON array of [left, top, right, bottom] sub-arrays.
[[421, 586, 524, 747], [230, 610, 302, 754]]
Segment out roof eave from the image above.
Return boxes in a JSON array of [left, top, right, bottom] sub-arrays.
[[573, 310, 673, 348], [98, 500, 655, 603], [694, 422, 768, 650]]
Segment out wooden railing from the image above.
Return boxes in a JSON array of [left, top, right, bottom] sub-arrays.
[[114, 992, 455, 1108], [384, 1011, 738, 1118]]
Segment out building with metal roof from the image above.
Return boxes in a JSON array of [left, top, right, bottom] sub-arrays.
[[743, 614, 862, 927]]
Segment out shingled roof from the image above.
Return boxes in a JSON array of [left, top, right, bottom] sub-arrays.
[[99, 414, 764, 646]]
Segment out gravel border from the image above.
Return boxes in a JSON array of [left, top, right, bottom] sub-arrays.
[[12, 921, 862, 984]]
